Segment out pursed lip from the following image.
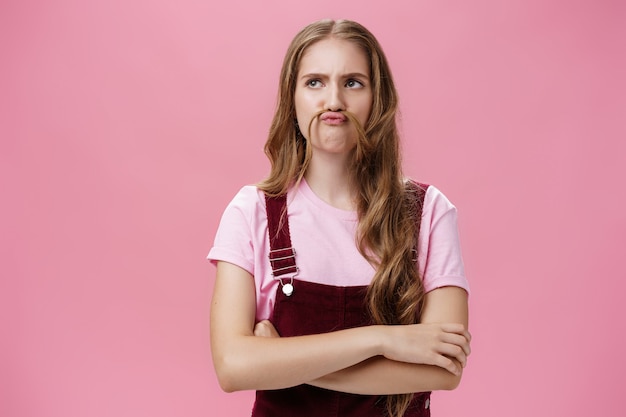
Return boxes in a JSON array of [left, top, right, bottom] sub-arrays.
[[320, 112, 347, 125]]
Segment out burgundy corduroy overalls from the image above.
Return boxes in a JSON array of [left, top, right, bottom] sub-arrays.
[[252, 185, 430, 417]]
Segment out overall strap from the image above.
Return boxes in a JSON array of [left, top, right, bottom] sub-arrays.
[[406, 180, 429, 262], [265, 194, 298, 278], [265, 181, 428, 272]]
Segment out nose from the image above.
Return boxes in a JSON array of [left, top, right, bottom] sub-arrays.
[[326, 84, 345, 112]]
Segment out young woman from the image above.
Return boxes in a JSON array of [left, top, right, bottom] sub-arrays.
[[208, 19, 471, 417]]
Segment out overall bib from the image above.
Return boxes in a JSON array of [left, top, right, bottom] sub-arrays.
[[252, 186, 431, 417]]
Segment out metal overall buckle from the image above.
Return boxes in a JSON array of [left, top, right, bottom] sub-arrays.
[[269, 247, 298, 297]]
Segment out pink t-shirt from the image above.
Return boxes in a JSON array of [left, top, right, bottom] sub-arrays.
[[208, 179, 468, 321]]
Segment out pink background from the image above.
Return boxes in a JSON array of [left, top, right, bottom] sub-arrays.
[[2, 0, 625, 416]]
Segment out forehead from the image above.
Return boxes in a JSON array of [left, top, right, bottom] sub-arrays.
[[298, 38, 370, 76]]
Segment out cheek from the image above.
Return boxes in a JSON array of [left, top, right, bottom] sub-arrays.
[[294, 93, 310, 118], [293, 100, 309, 137], [359, 98, 374, 124]]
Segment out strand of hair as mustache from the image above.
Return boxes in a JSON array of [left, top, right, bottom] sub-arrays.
[[301, 109, 366, 142]]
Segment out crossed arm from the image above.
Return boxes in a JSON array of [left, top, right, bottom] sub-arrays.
[[210, 261, 470, 394]]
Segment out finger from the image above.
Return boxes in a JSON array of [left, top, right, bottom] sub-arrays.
[[440, 322, 463, 333], [460, 328, 472, 345], [257, 320, 281, 338], [439, 343, 467, 368], [442, 325, 471, 356], [434, 355, 461, 376], [253, 322, 267, 337], [440, 333, 471, 357], [440, 323, 469, 338], [254, 320, 274, 337], [266, 320, 280, 337]]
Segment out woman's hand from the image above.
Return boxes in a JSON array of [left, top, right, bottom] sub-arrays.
[[254, 320, 280, 338], [379, 322, 471, 375]]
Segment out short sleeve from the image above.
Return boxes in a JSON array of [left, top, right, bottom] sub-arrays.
[[419, 186, 469, 294], [207, 186, 260, 275]]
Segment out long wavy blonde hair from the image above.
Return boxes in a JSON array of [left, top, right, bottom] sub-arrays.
[[258, 19, 425, 417]]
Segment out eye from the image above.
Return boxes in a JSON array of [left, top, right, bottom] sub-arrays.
[[346, 79, 364, 88], [306, 79, 323, 88]]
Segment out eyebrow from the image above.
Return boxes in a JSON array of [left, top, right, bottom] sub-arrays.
[[299, 72, 370, 80]]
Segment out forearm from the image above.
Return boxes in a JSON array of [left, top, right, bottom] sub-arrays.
[[213, 325, 383, 392], [309, 356, 463, 395], [211, 265, 470, 394], [308, 286, 471, 396], [212, 263, 386, 392]]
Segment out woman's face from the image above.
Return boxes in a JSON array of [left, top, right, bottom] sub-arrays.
[[294, 38, 373, 157]]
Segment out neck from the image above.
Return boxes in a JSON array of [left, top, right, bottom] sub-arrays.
[[304, 152, 356, 211]]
